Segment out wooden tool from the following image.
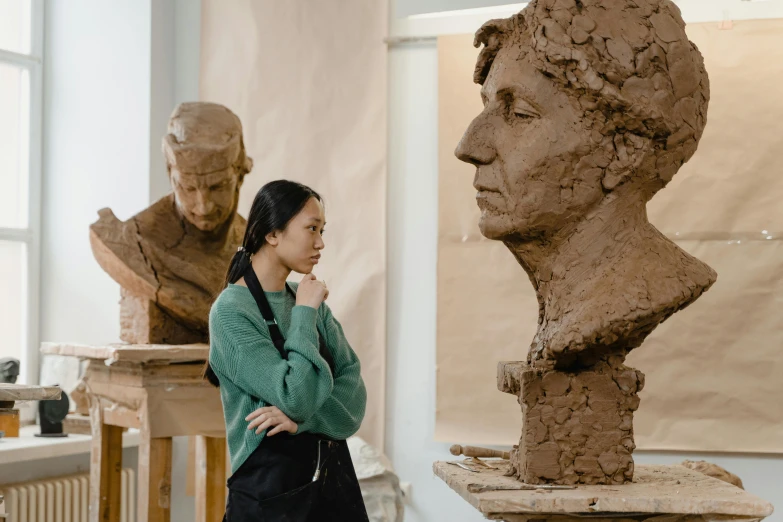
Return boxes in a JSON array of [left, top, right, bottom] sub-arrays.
[[467, 483, 577, 493], [450, 444, 510, 460]]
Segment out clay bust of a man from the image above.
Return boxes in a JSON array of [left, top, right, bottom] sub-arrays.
[[455, 0, 716, 369], [90, 102, 252, 343]]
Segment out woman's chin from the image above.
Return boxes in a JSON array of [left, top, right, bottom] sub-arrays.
[[292, 262, 316, 275]]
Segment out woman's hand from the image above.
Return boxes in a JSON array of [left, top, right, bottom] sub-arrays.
[[296, 273, 329, 309], [245, 406, 299, 436]]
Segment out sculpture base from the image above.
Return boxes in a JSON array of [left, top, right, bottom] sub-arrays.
[[120, 288, 205, 345], [433, 461, 773, 522], [498, 358, 644, 485]]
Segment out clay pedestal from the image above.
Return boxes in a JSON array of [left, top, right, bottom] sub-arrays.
[[120, 289, 205, 345], [498, 359, 644, 485]]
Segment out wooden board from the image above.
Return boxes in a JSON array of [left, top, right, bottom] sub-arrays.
[[0, 384, 61, 402], [433, 462, 774, 519], [40, 342, 209, 364]]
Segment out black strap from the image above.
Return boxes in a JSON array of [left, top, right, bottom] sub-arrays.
[[244, 265, 288, 358], [242, 266, 335, 375]]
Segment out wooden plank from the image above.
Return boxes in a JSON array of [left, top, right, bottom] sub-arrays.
[[41, 342, 209, 363], [102, 403, 142, 430], [87, 361, 206, 388], [137, 436, 172, 522], [433, 462, 775, 519], [195, 436, 227, 522], [0, 384, 61, 402], [89, 401, 123, 522]]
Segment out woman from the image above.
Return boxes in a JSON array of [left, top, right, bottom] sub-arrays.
[[204, 179, 369, 521]]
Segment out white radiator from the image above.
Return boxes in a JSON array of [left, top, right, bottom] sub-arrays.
[[0, 469, 136, 522]]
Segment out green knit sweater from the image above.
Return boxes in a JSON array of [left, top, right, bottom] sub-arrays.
[[208, 282, 367, 473]]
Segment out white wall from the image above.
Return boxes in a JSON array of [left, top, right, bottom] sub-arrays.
[[385, 2, 783, 522], [42, 0, 152, 346], [41, 2, 200, 520]]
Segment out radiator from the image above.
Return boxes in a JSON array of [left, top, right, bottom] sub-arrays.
[[0, 469, 136, 522]]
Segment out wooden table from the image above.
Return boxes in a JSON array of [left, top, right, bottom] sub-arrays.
[[41, 343, 226, 522], [0, 384, 61, 437], [433, 461, 774, 522]]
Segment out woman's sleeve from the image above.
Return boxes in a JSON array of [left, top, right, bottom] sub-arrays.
[[209, 304, 334, 422], [296, 304, 367, 438]]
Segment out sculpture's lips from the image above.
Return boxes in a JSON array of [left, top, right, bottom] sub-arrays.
[[476, 190, 503, 211], [474, 178, 501, 193]]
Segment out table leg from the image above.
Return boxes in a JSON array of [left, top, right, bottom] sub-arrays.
[[195, 436, 227, 522], [138, 435, 172, 522], [89, 403, 123, 522]]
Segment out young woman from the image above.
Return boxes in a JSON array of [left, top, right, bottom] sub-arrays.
[[204, 180, 369, 521]]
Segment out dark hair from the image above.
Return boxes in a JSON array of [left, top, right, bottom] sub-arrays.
[[203, 179, 323, 387]]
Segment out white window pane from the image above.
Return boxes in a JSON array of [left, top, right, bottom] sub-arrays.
[[0, 240, 25, 365], [0, 62, 29, 228], [0, 0, 32, 54]]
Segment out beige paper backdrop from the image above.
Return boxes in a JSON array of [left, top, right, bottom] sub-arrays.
[[200, 0, 387, 448], [436, 19, 783, 452]]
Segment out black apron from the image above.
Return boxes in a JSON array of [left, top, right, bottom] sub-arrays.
[[223, 266, 369, 521]]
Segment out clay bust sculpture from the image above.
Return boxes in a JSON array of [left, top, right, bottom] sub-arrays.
[[455, 0, 716, 369], [90, 102, 252, 344]]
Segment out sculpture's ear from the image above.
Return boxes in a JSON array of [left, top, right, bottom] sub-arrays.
[[235, 156, 253, 189]]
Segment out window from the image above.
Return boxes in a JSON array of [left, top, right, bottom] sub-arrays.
[[0, 0, 43, 385]]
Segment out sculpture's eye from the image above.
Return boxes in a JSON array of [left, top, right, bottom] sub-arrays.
[[511, 100, 539, 120], [186, 186, 197, 193]]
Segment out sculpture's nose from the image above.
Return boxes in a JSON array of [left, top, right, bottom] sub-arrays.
[[454, 115, 496, 166], [193, 190, 215, 216]]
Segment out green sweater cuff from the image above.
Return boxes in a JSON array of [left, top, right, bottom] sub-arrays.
[[290, 304, 318, 328]]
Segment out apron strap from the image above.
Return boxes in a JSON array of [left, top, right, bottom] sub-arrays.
[[241, 266, 336, 376], [243, 265, 287, 358]]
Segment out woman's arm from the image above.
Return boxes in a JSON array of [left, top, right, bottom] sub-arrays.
[[210, 304, 334, 422], [296, 304, 367, 438]]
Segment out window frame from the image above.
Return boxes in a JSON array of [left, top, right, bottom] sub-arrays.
[[0, 0, 44, 386]]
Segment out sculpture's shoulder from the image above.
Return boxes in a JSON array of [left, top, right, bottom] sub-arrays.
[[133, 194, 186, 244], [88, 199, 176, 300]]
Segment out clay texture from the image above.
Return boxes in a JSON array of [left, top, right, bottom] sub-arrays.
[[455, 0, 715, 369], [499, 358, 644, 485], [681, 460, 744, 489], [454, 0, 717, 486], [90, 102, 252, 343]]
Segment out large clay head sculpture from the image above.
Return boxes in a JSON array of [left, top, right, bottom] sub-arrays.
[[455, 0, 717, 369], [90, 102, 251, 344], [163, 102, 253, 233]]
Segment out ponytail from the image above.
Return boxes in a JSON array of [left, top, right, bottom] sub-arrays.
[[202, 249, 253, 387]]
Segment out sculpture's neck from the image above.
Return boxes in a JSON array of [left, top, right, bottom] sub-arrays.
[[504, 185, 683, 368], [506, 187, 650, 304]]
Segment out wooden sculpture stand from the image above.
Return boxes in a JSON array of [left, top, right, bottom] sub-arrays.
[[41, 343, 226, 522], [433, 460, 773, 522]]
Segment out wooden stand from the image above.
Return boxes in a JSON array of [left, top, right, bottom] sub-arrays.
[[41, 343, 226, 522], [434, 461, 774, 522]]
